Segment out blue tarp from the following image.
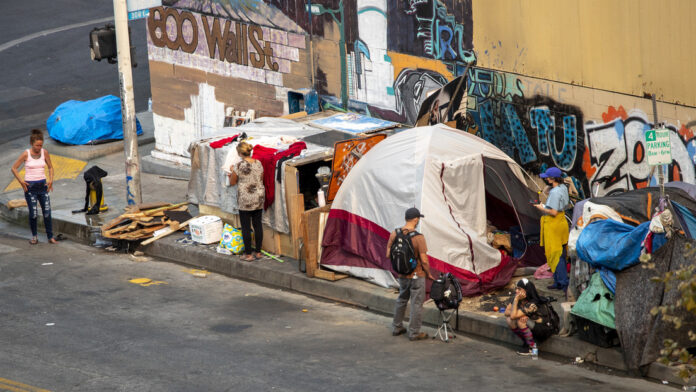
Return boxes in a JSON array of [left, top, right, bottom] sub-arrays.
[[599, 269, 616, 294], [47, 95, 142, 145], [576, 219, 650, 271], [672, 201, 696, 239]]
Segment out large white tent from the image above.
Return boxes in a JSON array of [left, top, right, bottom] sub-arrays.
[[320, 124, 542, 295]]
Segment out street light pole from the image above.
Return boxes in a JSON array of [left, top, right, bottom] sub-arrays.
[[307, 1, 347, 110], [338, 0, 347, 110], [113, 0, 142, 205]]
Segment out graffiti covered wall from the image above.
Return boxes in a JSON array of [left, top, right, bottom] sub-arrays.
[[146, 0, 696, 196], [146, 1, 311, 161], [463, 67, 696, 197]]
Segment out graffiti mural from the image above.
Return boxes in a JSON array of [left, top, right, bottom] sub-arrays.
[[148, 0, 696, 195], [343, 0, 474, 122], [404, 0, 476, 64], [465, 67, 588, 195], [586, 107, 696, 195]]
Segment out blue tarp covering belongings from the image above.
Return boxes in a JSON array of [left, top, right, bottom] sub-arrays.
[[567, 186, 696, 372], [576, 219, 650, 271], [47, 95, 143, 145]]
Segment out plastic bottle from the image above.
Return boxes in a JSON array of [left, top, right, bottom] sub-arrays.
[[531, 347, 538, 360], [317, 189, 326, 207]]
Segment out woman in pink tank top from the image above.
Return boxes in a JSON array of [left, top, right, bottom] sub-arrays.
[[11, 129, 57, 244]]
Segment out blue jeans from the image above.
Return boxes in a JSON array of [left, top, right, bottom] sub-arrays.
[[23, 180, 53, 239], [553, 247, 569, 290]]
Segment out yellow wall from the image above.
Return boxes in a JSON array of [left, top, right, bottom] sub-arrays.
[[473, 0, 696, 107]]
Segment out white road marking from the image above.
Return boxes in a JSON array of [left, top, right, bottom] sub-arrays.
[[0, 16, 114, 53]]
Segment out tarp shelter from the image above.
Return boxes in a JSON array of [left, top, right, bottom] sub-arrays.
[[188, 117, 332, 234], [589, 186, 696, 227], [47, 95, 143, 145], [320, 124, 543, 295], [615, 234, 696, 372]]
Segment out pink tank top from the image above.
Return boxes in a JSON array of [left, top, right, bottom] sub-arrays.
[[24, 149, 46, 181]]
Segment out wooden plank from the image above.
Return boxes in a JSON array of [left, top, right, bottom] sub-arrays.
[[102, 216, 128, 232], [135, 201, 171, 211], [141, 217, 195, 245], [142, 202, 189, 216], [301, 205, 331, 278], [284, 164, 303, 259], [314, 269, 349, 281], [280, 111, 307, 120], [301, 210, 316, 278], [317, 212, 328, 261]]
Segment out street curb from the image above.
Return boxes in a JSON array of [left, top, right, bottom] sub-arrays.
[[0, 202, 689, 386], [142, 235, 631, 369], [141, 155, 191, 179]]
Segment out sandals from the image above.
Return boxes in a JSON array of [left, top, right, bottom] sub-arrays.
[[29, 238, 38, 245], [254, 252, 264, 260], [240, 254, 255, 262]]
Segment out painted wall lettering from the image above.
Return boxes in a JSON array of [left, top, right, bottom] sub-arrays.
[[148, 6, 279, 71]]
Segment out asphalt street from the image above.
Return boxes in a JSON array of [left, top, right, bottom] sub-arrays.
[[0, 221, 675, 392], [0, 0, 151, 144]]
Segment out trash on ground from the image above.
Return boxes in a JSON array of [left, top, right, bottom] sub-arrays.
[[216, 246, 232, 255], [185, 269, 209, 278], [7, 199, 27, 209], [101, 202, 190, 241], [261, 250, 284, 263], [45, 323, 55, 326], [129, 277, 168, 286], [129, 254, 151, 262], [41, 262, 53, 266]]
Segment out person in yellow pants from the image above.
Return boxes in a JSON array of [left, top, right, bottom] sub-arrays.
[[534, 167, 569, 291]]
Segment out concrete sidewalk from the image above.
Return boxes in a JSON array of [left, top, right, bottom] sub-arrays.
[[0, 113, 686, 387]]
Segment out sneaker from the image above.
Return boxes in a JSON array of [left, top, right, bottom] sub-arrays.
[[392, 327, 407, 336], [409, 332, 428, 341]]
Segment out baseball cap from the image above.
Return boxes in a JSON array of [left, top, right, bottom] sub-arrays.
[[540, 167, 563, 179], [405, 207, 424, 220]]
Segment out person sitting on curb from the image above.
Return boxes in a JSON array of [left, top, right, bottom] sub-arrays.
[[505, 279, 555, 356], [534, 167, 570, 292], [387, 207, 435, 341]]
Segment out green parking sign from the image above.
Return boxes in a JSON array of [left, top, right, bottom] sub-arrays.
[[645, 128, 672, 165]]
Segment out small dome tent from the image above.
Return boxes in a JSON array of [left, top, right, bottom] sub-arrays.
[[320, 124, 543, 296]]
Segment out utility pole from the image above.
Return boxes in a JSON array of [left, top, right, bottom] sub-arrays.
[[113, 0, 142, 205], [652, 94, 665, 201]]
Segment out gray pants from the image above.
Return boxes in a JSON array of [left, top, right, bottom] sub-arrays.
[[392, 276, 425, 338]]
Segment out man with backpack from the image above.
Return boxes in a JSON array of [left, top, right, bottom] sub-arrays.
[[387, 207, 435, 341]]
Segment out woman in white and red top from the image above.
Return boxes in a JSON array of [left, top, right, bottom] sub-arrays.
[[11, 129, 57, 244]]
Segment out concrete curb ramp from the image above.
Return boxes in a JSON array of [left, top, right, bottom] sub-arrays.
[[0, 201, 686, 386]]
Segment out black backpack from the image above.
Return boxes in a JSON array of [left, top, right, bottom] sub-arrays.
[[430, 273, 463, 310], [390, 229, 418, 275], [539, 297, 561, 335]]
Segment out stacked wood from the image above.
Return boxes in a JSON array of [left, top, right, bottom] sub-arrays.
[[101, 202, 190, 241]]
